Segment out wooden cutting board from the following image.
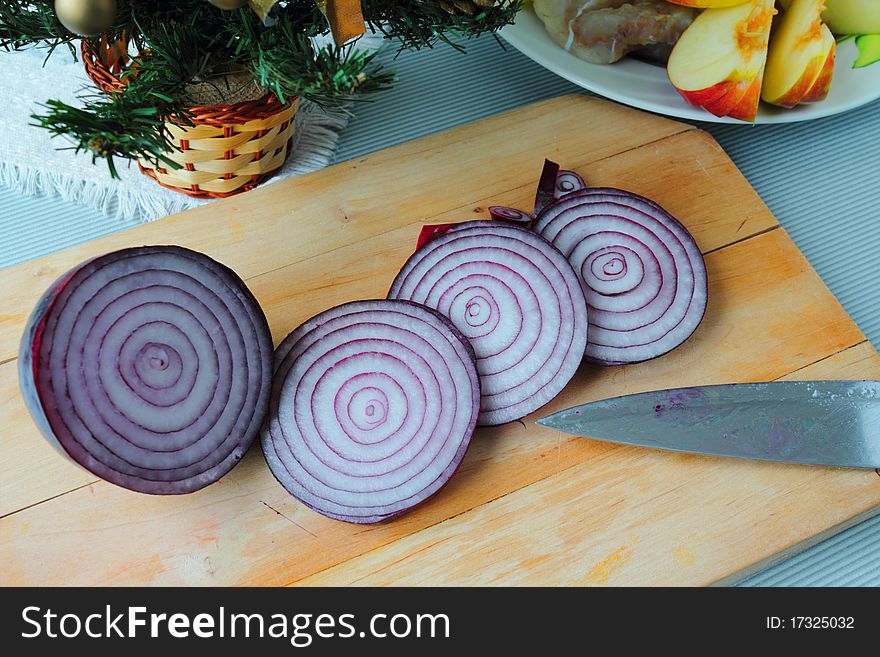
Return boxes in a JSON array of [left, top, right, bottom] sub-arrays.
[[2, 95, 879, 586]]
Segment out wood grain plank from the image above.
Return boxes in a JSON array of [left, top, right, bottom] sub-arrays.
[[423, 128, 777, 256], [0, 362, 94, 518], [0, 229, 867, 585], [777, 340, 878, 382], [0, 95, 694, 363], [294, 342, 880, 587]]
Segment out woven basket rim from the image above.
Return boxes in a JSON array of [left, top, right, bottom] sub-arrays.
[[79, 34, 298, 199], [80, 35, 294, 122]]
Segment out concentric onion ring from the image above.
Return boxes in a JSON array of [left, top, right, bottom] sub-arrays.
[[388, 221, 588, 426], [534, 188, 708, 365], [19, 246, 273, 494], [261, 300, 479, 524], [554, 170, 587, 198]]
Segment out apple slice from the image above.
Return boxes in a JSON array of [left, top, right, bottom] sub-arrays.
[[762, 0, 836, 108], [801, 44, 835, 103], [779, 0, 880, 36], [668, 0, 776, 122]]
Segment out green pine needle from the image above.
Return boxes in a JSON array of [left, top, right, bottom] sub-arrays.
[[33, 93, 181, 178]]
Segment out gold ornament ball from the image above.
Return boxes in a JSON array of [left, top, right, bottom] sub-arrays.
[[206, 0, 249, 9], [55, 0, 117, 37]]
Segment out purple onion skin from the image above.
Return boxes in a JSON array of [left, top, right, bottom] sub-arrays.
[[262, 299, 480, 524], [534, 159, 561, 216], [19, 259, 95, 462], [490, 163, 586, 226], [19, 246, 273, 495]]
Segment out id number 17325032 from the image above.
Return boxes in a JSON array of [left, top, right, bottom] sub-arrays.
[[766, 617, 855, 630]]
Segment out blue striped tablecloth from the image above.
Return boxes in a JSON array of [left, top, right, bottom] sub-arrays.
[[1, 34, 878, 586]]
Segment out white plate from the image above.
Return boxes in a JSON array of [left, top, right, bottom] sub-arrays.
[[500, 7, 880, 124]]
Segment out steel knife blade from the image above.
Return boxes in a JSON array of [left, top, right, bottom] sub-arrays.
[[537, 381, 880, 469]]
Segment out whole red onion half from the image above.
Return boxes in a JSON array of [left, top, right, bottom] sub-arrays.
[[19, 246, 273, 494]]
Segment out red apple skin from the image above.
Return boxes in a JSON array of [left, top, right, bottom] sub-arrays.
[[768, 56, 823, 108], [700, 82, 747, 117], [722, 76, 762, 121], [676, 81, 738, 108], [800, 43, 835, 104], [697, 77, 756, 119]]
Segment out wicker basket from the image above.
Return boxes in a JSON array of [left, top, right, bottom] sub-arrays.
[[82, 36, 297, 198]]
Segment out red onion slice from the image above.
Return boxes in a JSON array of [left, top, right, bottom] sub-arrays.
[[555, 170, 587, 198], [534, 188, 707, 365], [19, 246, 273, 494], [487, 206, 532, 226], [388, 221, 588, 426], [261, 300, 479, 524]]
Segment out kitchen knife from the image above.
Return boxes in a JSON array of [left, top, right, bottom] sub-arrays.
[[537, 380, 880, 469]]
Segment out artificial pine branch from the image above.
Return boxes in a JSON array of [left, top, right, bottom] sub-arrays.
[[251, 16, 394, 106], [362, 0, 521, 50], [0, 0, 74, 51], [35, 92, 181, 178]]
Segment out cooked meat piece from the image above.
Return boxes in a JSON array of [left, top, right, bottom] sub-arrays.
[[630, 42, 675, 66], [534, 0, 697, 64]]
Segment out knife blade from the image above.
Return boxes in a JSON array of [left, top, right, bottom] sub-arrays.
[[537, 380, 880, 469]]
